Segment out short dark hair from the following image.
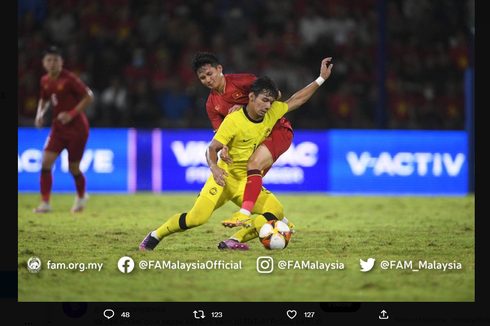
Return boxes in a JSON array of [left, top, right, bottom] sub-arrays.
[[250, 76, 279, 99], [43, 45, 62, 58], [190, 52, 220, 74]]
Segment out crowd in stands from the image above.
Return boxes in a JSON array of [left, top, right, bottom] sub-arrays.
[[18, 0, 474, 130]]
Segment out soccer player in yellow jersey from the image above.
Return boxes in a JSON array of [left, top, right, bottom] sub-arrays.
[[139, 57, 333, 251]]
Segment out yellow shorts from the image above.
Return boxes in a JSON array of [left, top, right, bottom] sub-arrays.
[[199, 173, 284, 220]]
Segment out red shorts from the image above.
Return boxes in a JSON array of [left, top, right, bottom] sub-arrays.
[[261, 118, 294, 176], [44, 130, 89, 162]]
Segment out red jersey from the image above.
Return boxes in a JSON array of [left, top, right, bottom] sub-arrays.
[[39, 68, 90, 136], [205, 73, 292, 132]]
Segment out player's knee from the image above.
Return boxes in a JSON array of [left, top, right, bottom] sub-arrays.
[[68, 165, 81, 176], [268, 202, 284, 220], [246, 157, 262, 171]]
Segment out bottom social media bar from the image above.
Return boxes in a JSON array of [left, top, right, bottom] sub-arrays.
[[14, 302, 488, 326]]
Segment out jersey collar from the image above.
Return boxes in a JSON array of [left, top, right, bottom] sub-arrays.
[[242, 105, 264, 124]]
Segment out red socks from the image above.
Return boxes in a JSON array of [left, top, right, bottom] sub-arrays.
[[40, 169, 52, 202], [73, 173, 86, 198], [241, 169, 262, 212], [40, 170, 86, 201]]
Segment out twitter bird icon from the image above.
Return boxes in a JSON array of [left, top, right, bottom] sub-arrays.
[[360, 258, 375, 272]]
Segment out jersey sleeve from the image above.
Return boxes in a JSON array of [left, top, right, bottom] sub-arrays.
[[206, 98, 224, 132], [269, 101, 289, 121], [213, 116, 235, 146], [68, 71, 90, 96]]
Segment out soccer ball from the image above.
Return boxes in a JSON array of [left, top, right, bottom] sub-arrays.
[[259, 220, 291, 250]]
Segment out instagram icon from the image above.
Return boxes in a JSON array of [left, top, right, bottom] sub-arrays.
[[256, 256, 274, 273]]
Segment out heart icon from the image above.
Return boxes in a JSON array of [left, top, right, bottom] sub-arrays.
[[286, 310, 297, 319]]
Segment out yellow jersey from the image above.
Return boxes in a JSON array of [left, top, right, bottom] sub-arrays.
[[213, 101, 288, 178]]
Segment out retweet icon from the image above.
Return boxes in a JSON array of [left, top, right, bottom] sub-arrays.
[[360, 258, 375, 272]]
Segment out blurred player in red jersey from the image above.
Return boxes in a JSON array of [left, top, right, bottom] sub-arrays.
[[190, 52, 296, 233], [33, 45, 94, 213]]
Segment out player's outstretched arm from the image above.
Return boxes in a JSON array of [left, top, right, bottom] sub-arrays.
[[285, 57, 333, 112], [206, 139, 229, 187]]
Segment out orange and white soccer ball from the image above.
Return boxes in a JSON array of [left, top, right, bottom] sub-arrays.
[[259, 220, 291, 250]]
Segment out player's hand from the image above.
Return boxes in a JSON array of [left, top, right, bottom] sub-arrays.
[[35, 115, 44, 129], [210, 166, 228, 187], [57, 111, 73, 125], [219, 145, 233, 166], [228, 105, 242, 114], [320, 57, 334, 80]]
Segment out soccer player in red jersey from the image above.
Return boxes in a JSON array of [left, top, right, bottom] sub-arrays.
[[33, 45, 94, 213], [190, 52, 296, 232]]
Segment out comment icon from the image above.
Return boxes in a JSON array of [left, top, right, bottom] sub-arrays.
[[103, 309, 115, 319]]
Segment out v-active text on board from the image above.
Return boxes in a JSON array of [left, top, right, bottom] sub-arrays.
[[346, 152, 465, 177], [171, 141, 318, 184]]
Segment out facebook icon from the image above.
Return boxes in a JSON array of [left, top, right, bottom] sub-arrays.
[[117, 256, 135, 273]]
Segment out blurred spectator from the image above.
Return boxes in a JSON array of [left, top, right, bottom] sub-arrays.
[[44, 3, 76, 44], [449, 30, 470, 71], [80, 73, 100, 127], [129, 79, 159, 128], [136, 1, 168, 47], [63, 42, 89, 78], [18, 9, 44, 39], [327, 82, 360, 129], [221, 4, 250, 45], [416, 100, 443, 130], [281, 19, 304, 62], [18, 0, 47, 23], [209, 32, 233, 71], [437, 80, 465, 130], [109, 2, 136, 45], [298, 3, 329, 48], [79, 0, 110, 40], [156, 78, 192, 128], [124, 48, 150, 94], [18, 72, 39, 127], [387, 80, 417, 130], [193, 1, 223, 45], [166, 4, 195, 53], [326, 4, 357, 47], [149, 48, 173, 94], [99, 76, 129, 127], [17, 0, 472, 130]]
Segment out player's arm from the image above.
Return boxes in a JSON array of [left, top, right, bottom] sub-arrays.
[[285, 57, 333, 112], [57, 89, 94, 125], [206, 138, 228, 187], [35, 98, 50, 129]]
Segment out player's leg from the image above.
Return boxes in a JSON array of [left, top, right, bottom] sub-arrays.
[[139, 195, 218, 251], [221, 144, 271, 228], [140, 174, 247, 250], [33, 151, 58, 213], [33, 134, 64, 213], [67, 133, 89, 213], [260, 126, 296, 232], [222, 186, 284, 244], [223, 125, 296, 232]]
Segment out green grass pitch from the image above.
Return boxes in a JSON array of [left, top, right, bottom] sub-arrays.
[[18, 193, 474, 302]]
